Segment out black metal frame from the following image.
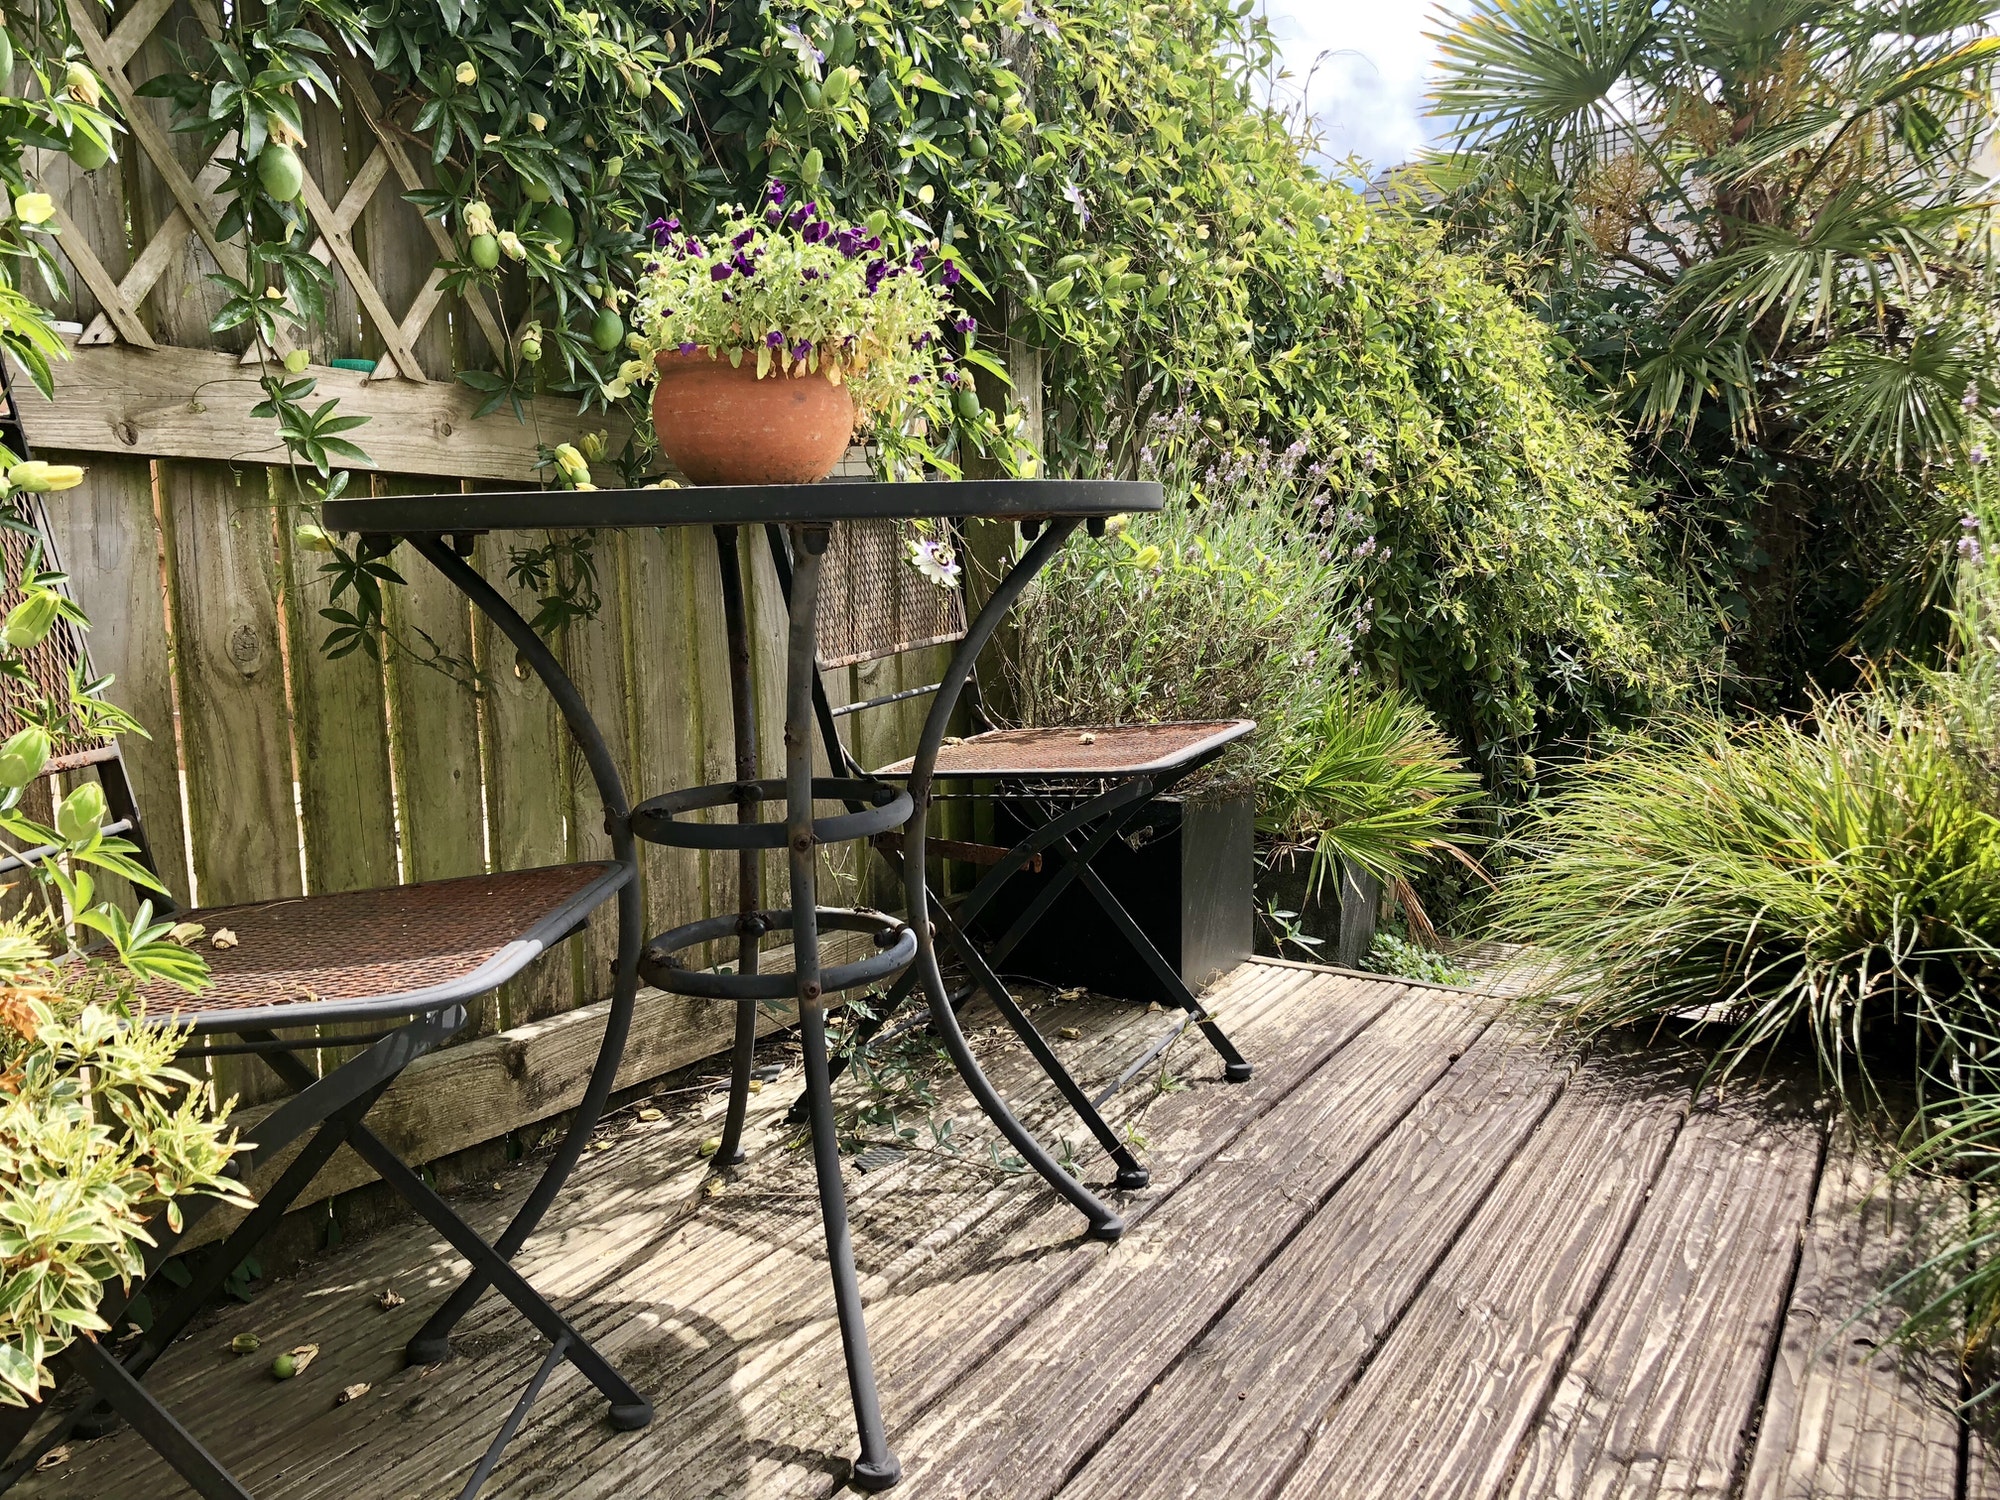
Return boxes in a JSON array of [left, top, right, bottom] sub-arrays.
[[763, 521, 1255, 1194], [0, 435, 652, 1498]]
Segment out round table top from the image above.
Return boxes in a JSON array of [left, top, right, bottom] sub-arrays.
[[323, 478, 1162, 534]]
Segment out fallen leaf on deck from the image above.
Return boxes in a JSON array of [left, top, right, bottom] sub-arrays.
[[211, 928, 239, 950], [36, 1446, 69, 1471], [698, 1136, 721, 1158], [376, 1289, 404, 1310], [1057, 1027, 1081, 1040], [637, 1107, 663, 1122], [335, 1383, 369, 1405]]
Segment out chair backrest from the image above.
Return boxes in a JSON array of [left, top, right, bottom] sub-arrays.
[[815, 518, 968, 670], [0, 359, 160, 886]]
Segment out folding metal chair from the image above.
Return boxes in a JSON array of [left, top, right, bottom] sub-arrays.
[[762, 519, 1255, 1191], [0, 366, 650, 1500]]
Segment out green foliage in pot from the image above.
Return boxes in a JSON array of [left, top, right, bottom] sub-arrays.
[[1005, 428, 1370, 799], [1260, 684, 1486, 908], [0, 480, 245, 1408]]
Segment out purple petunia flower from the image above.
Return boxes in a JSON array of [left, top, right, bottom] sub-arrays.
[[711, 262, 732, 281], [954, 315, 976, 333], [679, 341, 697, 354], [835, 227, 867, 258], [910, 246, 928, 272], [802, 267, 820, 280], [788, 205, 809, 229], [803, 219, 831, 244], [767, 182, 787, 205], [649, 217, 673, 246], [686, 238, 704, 255], [766, 330, 785, 348], [733, 227, 757, 249], [864, 258, 888, 293], [792, 339, 811, 360], [731, 252, 757, 278], [942, 261, 962, 287]]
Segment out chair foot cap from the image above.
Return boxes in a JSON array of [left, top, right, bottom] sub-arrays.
[[72, 1406, 123, 1439], [1224, 1061, 1254, 1083], [718, 1149, 747, 1167], [851, 1455, 902, 1491], [1114, 1166, 1151, 1190], [609, 1401, 654, 1432], [404, 1334, 452, 1366], [1088, 1213, 1125, 1242]]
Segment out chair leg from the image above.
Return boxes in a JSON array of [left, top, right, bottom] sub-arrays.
[[799, 1005, 900, 1491], [929, 902, 1151, 1189], [338, 1119, 651, 1429], [404, 875, 645, 1365], [1066, 858, 1253, 1082], [712, 997, 759, 1166], [58, 1338, 253, 1500]]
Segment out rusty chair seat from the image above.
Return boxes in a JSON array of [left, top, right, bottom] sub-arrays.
[[139, 862, 630, 1034], [875, 720, 1254, 781]]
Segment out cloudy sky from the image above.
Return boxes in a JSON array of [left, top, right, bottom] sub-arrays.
[[1259, 2, 1461, 179]]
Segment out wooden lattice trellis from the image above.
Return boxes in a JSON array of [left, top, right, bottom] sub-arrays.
[[51, 0, 507, 378]]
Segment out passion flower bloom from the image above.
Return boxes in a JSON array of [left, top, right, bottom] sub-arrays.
[[907, 535, 961, 588]]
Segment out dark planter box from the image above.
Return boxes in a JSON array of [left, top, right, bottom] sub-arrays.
[[969, 794, 1254, 1001], [1254, 854, 1380, 968]]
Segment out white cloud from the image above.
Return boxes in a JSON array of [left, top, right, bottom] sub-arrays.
[[1258, 1, 1461, 178]]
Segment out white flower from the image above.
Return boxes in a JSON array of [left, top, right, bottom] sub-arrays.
[[616, 358, 648, 384], [12, 193, 54, 226], [906, 535, 961, 588]]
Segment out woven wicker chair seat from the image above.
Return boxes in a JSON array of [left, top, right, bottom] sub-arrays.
[[875, 720, 1254, 779], [134, 862, 624, 1027]]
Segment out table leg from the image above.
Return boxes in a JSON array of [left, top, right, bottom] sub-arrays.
[[786, 525, 900, 1491], [712, 524, 762, 1168], [901, 518, 1125, 1240]]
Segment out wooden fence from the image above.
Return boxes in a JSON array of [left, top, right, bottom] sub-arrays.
[[13, 2, 1021, 1243]]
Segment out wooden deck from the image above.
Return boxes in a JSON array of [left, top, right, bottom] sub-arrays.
[[20, 958, 1995, 1499]]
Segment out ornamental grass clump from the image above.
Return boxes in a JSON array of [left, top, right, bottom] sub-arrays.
[[621, 184, 1028, 476], [1491, 701, 2000, 1110]]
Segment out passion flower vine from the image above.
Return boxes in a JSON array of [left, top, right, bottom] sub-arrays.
[[620, 185, 1020, 481]]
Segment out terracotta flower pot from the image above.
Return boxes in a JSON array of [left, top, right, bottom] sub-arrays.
[[651, 349, 855, 486]]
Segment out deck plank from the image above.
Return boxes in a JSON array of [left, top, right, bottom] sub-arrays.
[[1500, 1083, 1824, 1500], [863, 982, 1498, 1500], [1740, 1128, 1968, 1500], [498, 964, 1399, 1499], [1057, 1022, 1570, 1500], [1270, 1050, 1696, 1500]]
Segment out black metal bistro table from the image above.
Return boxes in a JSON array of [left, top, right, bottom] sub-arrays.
[[326, 477, 1160, 1490]]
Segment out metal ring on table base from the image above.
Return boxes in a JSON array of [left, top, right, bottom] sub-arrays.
[[631, 777, 912, 849], [640, 907, 917, 1000]]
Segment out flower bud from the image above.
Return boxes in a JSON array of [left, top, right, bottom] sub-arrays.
[[553, 443, 591, 484], [497, 230, 526, 260], [579, 430, 609, 463], [11, 192, 53, 226], [5, 461, 83, 493], [455, 61, 477, 85], [1, 593, 59, 649], [528, 112, 548, 132], [64, 62, 101, 108], [55, 781, 107, 843], [283, 348, 311, 374], [0, 727, 51, 789], [464, 200, 496, 238], [294, 523, 336, 553]]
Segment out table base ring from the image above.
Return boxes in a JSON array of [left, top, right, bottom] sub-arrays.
[[641, 907, 916, 1001]]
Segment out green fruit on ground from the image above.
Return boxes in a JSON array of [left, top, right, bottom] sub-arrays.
[[468, 233, 500, 270], [537, 203, 575, 254], [589, 309, 624, 351], [522, 177, 553, 203], [257, 142, 304, 201], [271, 1354, 297, 1380], [67, 131, 110, 170]]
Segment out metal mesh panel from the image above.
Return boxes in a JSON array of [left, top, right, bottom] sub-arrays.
[[132, 863, 615, 1016], [0, 499, 112, 772], [815, 518, 968, 669]]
